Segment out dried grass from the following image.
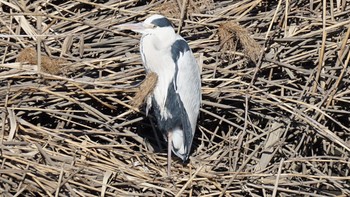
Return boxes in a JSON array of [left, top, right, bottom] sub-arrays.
[[131, 72, 158, 109], [218, 21, 261, 63], [16, 48, 68, 74], [153, 0, 214, 18], [1, 0, 350, 196]]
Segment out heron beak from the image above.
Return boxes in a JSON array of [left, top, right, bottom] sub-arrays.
[[116, 23, 146, 33]]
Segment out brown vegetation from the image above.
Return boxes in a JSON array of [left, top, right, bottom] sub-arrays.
[[1, 0, 350, 196]]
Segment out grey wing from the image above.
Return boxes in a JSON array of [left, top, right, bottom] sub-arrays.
[[175, 43, 201, 134]]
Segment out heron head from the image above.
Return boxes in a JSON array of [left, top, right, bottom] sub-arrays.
[[117, 14, 175, 35]]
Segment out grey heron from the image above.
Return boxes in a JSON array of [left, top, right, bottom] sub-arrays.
[[118, 14, 201, 176]]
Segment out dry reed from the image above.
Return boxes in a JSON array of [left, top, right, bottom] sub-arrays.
[[1, 0, 350, 196]]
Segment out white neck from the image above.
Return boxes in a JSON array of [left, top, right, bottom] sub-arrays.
[[143, 27, 176, 50]]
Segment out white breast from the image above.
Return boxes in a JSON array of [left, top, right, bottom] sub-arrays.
[[140, 34, 176, 119]]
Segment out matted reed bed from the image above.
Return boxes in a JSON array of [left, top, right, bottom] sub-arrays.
[[1, 0, 350, 196]]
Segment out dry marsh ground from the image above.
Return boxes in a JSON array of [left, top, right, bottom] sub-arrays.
[[1, 0, 350, 196]]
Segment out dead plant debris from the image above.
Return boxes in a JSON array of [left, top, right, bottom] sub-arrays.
[[153, 0, 214, 19], [218, 21, 261, 63], [131, 71, 158, 109], [1, 0, 350, 196], [16, 48, 68, 74]]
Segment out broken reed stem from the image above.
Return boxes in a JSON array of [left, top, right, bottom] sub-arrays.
[[36, 12, 42, 73]]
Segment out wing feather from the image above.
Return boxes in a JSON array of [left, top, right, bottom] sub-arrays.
[[173, 36, 201, 141]]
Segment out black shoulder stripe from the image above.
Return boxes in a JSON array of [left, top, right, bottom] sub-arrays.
[[171, 39, 190, 63]]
